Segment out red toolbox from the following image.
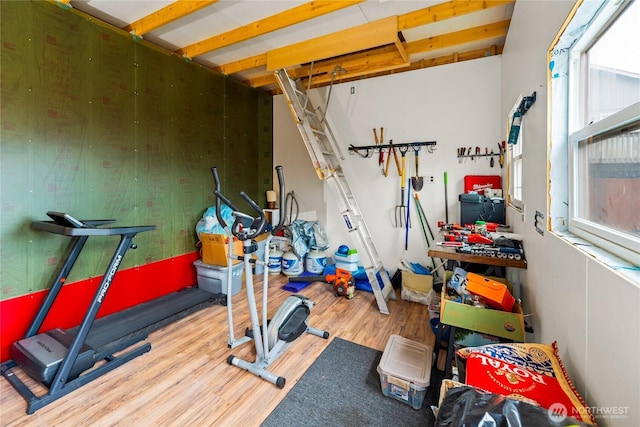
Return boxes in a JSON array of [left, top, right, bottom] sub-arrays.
[[464, 175, 501, 195]]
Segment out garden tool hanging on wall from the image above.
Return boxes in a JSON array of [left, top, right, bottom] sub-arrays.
[[411, 146, 423, 191], [373, 127, 385, 175], [395, 146, 411, 228]]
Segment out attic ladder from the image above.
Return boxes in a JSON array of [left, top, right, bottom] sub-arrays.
[[275, 68, 396, 315]]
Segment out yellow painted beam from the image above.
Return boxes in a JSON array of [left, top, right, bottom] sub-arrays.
[[267, 16, 399, 71], [178, 0, 364, 58], [405, 20, 510, 55], [123, 0, 219, 37], [398, 0, 515, 30]]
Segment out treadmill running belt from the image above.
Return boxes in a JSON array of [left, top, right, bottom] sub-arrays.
[[68, 287, 219, 359]]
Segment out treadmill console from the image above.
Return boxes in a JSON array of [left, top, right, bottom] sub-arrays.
[[46, 211, 86, 228]]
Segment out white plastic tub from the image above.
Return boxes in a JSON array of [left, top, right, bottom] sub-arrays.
[[193, 260, 243, 296], [377, 334, 432, 410]]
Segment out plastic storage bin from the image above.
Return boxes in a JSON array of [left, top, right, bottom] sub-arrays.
[[334, 248, 359, 272], [194, 260, 243, 296], [377, 334, 432, 410]]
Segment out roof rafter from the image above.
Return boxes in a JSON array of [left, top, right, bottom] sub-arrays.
[[398, 0, 515, 30], [240, 19, 510, 88], [248, 43, 504, 94], [215, 0, 512, 77], [123, 0, 219, 37], [177, 0, 365, 58], [266, 16, 402, 71], [405, 20, 510, 55]]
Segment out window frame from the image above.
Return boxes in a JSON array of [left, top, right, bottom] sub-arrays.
[[566, 0, 640, 264], [568, 105, 640, 262]]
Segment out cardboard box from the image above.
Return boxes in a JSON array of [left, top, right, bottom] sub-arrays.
[[440, 293, 525, 342], [402, 271, 433, 294], [466, 272, 515, 312], [200, 233, 242, 266]]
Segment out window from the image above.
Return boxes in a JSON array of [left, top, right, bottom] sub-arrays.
[[567, 0, 640, 264], [507, 97, 524, 210]]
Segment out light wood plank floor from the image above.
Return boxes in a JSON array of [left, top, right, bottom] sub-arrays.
[[0, 273, 436, 427]]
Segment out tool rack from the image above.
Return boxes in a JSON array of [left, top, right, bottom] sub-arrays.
[[348, 140, 436, 156], [456, 141, 507, 168]]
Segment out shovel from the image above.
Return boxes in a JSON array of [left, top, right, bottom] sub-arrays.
[[411, 146, 423, 191]]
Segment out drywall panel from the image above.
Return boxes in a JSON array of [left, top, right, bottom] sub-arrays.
[[585, 261, 640, 421]]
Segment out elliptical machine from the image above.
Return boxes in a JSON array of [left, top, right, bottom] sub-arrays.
[[211, 165, 329, 388]]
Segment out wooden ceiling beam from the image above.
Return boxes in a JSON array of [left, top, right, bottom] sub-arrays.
[[123, 0, 219, 37], [265, 44, 506, 93], [216, 0, 512, 76], [398, 0, 515, 30], [405, 20, 510, 55], [248, 44, 408, 88], [266, 16, 399, 71], [239, 18, 510, 88], [177, 0, 364, 58], [290, 45, 407, 80], [213, 54, 267, 75]]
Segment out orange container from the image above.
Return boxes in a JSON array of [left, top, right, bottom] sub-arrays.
[[466, 272, 515, 312]]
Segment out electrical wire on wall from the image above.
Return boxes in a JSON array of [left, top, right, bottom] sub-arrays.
[[285, 191, 299, 225], [321, 65, 347, 125]]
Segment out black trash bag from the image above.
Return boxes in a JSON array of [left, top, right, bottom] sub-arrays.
[[435, 386, 592, 427]]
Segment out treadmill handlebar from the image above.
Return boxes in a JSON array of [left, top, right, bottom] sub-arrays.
[[32, 221, 156, 237]]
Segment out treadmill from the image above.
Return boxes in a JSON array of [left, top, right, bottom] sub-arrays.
[[1, 211, 224, 414]]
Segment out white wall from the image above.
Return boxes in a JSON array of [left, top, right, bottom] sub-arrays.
[[502, 1, 639, 426], [274, 2, 640, 425], [274, 56, 503, 271]]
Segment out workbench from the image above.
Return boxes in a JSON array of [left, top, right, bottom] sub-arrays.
[[427, 244, 527, 271], [428, 242, 527, 379]]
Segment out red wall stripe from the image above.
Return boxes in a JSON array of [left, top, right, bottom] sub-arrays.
[[0, 252, 200, 362]]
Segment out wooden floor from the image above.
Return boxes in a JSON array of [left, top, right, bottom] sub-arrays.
[[0, 273, 436, 427]]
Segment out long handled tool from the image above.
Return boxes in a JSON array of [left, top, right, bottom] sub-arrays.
[[411, 146, 423, 191], [395, 146, 410, 228], [373, 127, 385, 175], [414, 193, 442, 277], [405, 176, 411, 250], [443, 171, 449, 223]]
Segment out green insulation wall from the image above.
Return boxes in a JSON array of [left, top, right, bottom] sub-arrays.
[[0, 1, 273, 300]]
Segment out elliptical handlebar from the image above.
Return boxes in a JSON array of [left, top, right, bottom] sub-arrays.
[[239, 191, 267, 240], [211, 167, 239, 231], [210, 165, 286, 241]]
